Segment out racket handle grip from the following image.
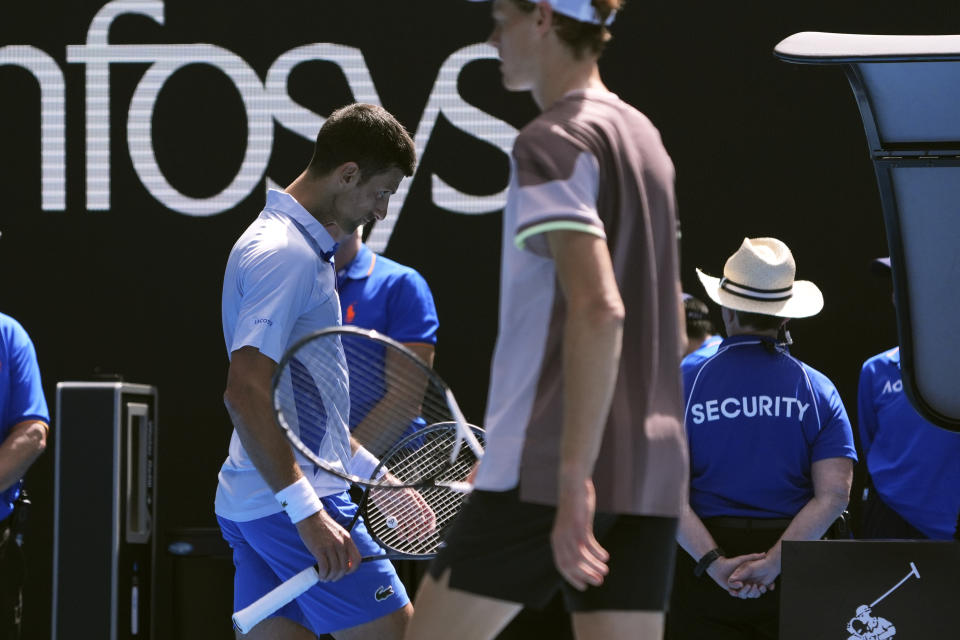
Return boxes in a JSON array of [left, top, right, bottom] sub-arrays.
[[232, 565, 320, 633]]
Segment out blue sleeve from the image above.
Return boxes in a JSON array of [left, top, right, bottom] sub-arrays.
[[857, 361, 879, 457], [3, 320, 49, 430], [680, 357, 705, 407], [387, 270, 440, 344], [385, 270, 439, 345], [810, 382, 858, 464]]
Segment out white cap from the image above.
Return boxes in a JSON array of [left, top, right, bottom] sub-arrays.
[[468, 0, 617, 26]]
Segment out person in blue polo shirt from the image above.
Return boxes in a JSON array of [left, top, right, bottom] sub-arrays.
[[858, 257, 960, 540], [682, 293, 721, 360], [334, 228, 438, 368], [0, 306, 49, 639], [334, 228, 439, 451], [667, 237, 857, 640]]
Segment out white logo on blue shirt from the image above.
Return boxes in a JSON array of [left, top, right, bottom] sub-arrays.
[[881, 379, 903, 394], [689, 395, 811, 424]]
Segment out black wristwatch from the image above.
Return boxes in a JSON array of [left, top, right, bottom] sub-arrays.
[[694, 547, 725, 577]]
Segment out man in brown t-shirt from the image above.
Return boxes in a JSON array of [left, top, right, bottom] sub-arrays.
[[405, 2, 688, 639]]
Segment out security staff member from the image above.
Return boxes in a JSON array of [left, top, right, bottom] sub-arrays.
[[0, 309, 49, 640], [334, 228, 439, 452], [858, 257, 960, 540], [667, 237, 857, 640], [334, 228, 438, 368], [682, 293, 721, 360]]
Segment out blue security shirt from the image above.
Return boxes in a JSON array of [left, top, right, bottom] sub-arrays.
[[337, 243, 438, 346], [337, 244, 438, 435], [682, 334, 722, 369], [858, 347, 960, 539], [682, 334, 857, 519], [0, 313, 49, 521]]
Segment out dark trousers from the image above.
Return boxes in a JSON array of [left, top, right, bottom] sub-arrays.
[[0, 517, 24, 640], [860, 489, 926, 539], [667, 521, 787, 640]]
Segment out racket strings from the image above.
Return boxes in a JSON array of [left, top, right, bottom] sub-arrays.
[[363, 426, 481, 556], [366, 490, 463, 555], [275, 331, 456, 480], [336, 346, 450, 447], [346, 371, 451, 457]]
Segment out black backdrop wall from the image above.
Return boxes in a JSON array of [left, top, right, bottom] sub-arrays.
[[1, 1, 957, 638]]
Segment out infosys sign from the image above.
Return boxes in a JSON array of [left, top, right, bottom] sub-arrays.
[[0, 0, 516, 251]]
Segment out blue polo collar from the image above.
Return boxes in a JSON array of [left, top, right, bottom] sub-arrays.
[[265, 189, 338, 262], [719, 333, 791, 353], [340, 243, 377, 282]]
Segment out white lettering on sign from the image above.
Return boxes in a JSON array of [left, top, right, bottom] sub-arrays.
[[882, 379, 903, 394], [0, 46, 65, 210], [689, 396, 811, 424], [1, 0, 518, 252]]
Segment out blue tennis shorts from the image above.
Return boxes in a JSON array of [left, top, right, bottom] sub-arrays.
[[218, 491, 409, 635]]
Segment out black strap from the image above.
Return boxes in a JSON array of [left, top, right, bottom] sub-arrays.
[[9, 490, 30, 543], [694, 547, 725, 577]]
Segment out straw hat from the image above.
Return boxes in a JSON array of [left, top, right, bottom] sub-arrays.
[[696, 237, 823, 318]]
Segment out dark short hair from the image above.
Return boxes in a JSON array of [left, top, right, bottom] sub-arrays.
[[733, 309, 786, 332], [684, 296, 715, 341], [510, 0, 621, 59], [308, 103, 416, 181]]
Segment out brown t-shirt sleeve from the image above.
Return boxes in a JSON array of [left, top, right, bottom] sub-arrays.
[[511, 126, 607, 257]]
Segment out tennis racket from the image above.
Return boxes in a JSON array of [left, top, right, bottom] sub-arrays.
[[232, 326, 484, 633], [233, 421, 483, 633], [273, 325, 483, 487], [353, 421, 484, 561]]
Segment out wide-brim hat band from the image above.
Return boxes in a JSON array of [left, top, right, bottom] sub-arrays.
[[719, 276, 793, 302]]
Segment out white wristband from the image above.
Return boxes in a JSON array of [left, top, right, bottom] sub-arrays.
[[350, 446, 384, 480], [275, 477, 323, 523]]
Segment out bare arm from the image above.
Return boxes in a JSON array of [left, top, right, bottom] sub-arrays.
[[729, 456, 853, 596], [676, 502, 766, 595], [403, 343, 435, 368], [545, 230, 623, 590], [224, 346, 360, 580], [348, 343, 435, 458], [224, 346, 302, 491], [551, 230, 623, 504], [0, 419, 48, 492], [352, 342, 438, 538]]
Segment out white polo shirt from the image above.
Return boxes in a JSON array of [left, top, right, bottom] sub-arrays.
[[216, 189, 350, 522]]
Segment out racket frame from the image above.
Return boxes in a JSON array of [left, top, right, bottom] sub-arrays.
[[233, 422, 484, 633], [272, 326, 481, 490], [350, 421, 484, 561]]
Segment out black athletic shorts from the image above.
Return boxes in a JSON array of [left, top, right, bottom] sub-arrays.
[[429, 487, 678, 612]]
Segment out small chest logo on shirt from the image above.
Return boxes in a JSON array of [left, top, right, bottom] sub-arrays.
[[253, 318, 273, 327], [345, 303, 356, 324], [689, 395, 810, 424], [374, 585, 395, 601], [881, 379, 903, 394]]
